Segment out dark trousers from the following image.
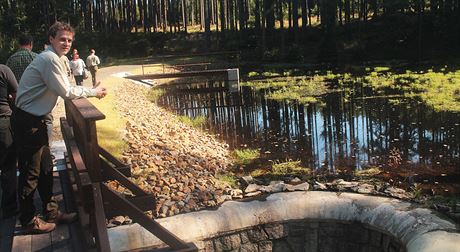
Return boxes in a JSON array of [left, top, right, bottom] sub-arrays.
[[11, 108, 58, 226], [0, 116, 17, 218], [74, 75, 84, 86], [89, 66, 97, 86]]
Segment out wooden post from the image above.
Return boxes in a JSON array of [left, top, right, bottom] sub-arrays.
[[64, 99, 105, 182]]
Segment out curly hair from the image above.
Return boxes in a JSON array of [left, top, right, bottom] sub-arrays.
[[48, 21, 75, 39]]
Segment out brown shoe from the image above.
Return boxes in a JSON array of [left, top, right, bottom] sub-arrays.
[[23, 216, 56, 234], [47, 211, 78, 224]]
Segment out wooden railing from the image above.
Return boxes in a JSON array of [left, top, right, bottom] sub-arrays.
[[61, 98, 197, 251]]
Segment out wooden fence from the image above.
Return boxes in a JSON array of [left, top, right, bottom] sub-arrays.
[[61, 98, 197, 251]]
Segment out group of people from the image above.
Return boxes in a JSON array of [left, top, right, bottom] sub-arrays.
[[0, 21, 107, 234], [69, 48, 100, 86]]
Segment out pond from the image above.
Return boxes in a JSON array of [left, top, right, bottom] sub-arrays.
[[156, 80, 460, 196]]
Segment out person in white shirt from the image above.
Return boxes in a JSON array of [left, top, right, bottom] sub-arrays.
[[12, 21, 107, 234], [70, 53, 86, 86]]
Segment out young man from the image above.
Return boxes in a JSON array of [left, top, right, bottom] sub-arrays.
[[86, 49, 100, 86], [0, 65, 18, 220], [12, 21, 107, 234], [6, 34, 38, 82]]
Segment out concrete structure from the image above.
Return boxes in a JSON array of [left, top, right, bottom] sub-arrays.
[[109, 191, 460, 251]]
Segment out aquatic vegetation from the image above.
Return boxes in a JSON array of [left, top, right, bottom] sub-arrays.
[[233, 148, 260, 166], [243, 76, 330, 104], [177, 115, 207, 128], [335, 67, 460, 112]]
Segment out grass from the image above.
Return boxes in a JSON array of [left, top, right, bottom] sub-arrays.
[[271, 160, 311, 175], [177, 115, 207, 128], [214, 173, 239, 188], [147, 88, 166, 102], [354, 167, 382, 177], [233, 148, 260, 166], [90, 75, 130, 158], [248, 160, 311, 181]]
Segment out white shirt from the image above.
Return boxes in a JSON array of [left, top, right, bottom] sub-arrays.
[[70, 58, 86, 76], [16, 46, 97, 116], [86, 54, 100, 67]]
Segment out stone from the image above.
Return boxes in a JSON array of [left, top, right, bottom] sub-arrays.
[[314, 181, 327, 190], [247, 228, 269, 242], [214, 234, 241, 251], [384, 186, 413, 200], [244, 184, 262, 193], [240, 176, 254, 185], [355, 183, 375, 194], [285, 182, 310, 192], [245, 191, 262, 197], [239, 243, 258, 252], [258, 241, 273, 252], [261, 181, 286, 193], [264, 223, 287, 239]]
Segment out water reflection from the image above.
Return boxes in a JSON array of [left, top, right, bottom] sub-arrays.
[[156, 80, 460, 179]]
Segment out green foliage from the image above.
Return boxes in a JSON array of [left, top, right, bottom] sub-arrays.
[[250, 169, 266, 178], [177, 115, 207, 128], [215, 173, 238, 188], [271, 160, 311, 175], [233, 149, 260, 166], [354, 167, 382, 177], [147, 88, 165, 103]]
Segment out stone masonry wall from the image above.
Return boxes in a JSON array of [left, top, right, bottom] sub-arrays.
[[197, 219, 405, 252]]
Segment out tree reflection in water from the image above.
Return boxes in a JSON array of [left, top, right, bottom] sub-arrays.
[[156, 80, 460, 195]]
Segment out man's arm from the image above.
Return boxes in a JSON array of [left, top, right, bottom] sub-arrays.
[[4, 66, 19, 103], [44, 57, 106, 99]]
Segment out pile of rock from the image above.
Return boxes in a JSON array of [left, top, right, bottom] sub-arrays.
[[114, 82, 235, 217]]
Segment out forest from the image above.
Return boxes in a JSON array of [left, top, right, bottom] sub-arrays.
[[1, 0, 460, 63]]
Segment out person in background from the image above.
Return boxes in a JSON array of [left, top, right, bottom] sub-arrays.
[[12, 21, 107, 234], [6, 34, 37, 82], [0, 65, 18, 220], [86, 49, 100, 87], [70, 53, 86, 86], [8, 36, 56, 158]]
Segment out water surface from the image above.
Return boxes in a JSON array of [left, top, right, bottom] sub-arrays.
[[156, 80, 460, 195]]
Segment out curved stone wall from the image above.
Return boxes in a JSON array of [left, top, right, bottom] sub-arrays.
[[108, 191, 460, 252]]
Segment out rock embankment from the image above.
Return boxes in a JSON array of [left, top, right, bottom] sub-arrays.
[[114, 82, 234, 217]]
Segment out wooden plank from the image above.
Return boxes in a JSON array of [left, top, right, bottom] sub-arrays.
[[91, 183, 111, 252], [31, 232, 52, 251], [12, 233, 31, 252], [99, 146, 131, 177], [0, 217, 16, 252], [58, 167, 92, 252], [50, 171, 72, 251], [105, 195, 156, 216], [100, 159, 147, 196], [126, 69, 230, 81], [101, 184, 195, 251], [66, 99, 106, 121]]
